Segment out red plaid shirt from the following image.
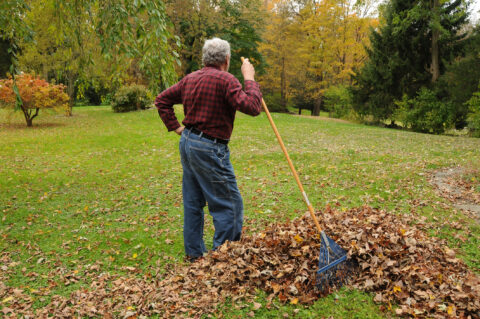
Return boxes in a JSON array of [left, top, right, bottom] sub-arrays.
[[155, 66, 262, 140]]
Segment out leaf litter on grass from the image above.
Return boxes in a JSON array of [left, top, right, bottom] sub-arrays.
[[1, 206, 479, 318], [429, 167, 480, 218]]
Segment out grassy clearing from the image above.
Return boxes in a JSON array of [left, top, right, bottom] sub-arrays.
[[1, 106, 479, 317]]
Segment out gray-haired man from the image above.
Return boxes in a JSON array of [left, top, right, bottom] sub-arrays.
[[155, 38, 263, 261]]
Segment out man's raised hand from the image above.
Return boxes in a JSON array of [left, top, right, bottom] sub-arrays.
[[241, 58, 255, 81]]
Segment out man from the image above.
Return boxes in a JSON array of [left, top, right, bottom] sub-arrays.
[[155, 38, 263, 261]]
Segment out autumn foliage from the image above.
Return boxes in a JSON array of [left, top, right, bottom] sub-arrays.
[[0, 73, 69, 126]]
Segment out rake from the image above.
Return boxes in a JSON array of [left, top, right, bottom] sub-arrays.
[[241, 57, 350, 292]]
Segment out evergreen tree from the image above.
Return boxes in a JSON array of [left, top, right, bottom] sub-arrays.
[[438, 25, 480, 128], [352, 0, 469, 124]]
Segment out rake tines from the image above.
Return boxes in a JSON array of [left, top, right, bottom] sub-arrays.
[[316, 232, 350, 293]]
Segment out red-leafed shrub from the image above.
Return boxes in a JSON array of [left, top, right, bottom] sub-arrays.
[[0, 73, 69, 127]]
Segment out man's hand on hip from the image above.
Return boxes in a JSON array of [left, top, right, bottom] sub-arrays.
[[241, 59, 255, 81], [175, 126, 185, 136]]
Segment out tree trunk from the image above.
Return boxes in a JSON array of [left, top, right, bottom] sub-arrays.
[[431, 0, 440, 82], [298, 107, 302, 115], [24, 110, 33, 127], [66, 71, 76, 116], [280, 56, 287, 110], [312, 96, 322, 116], [21, 107, 33, 127], [43, 63, 48, 81]]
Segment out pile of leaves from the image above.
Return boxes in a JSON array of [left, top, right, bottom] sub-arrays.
[[1, 206, 479, 318]]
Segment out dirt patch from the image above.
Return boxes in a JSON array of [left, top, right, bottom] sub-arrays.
[[429, 166, 480, 218]]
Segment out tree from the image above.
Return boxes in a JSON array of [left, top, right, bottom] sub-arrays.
[[96, 0, 181, 90], [0, 39, 13, 77], [17, 0, 131, 112], [17, 0, 84, 115], [289, 0, 376, 116], [352, 0, 469, 124], [436, 24, 480, 128], [0, 73, 69, 126], [165, 0, 266, 80], [258, 0, 302, 112], [219, 0, 267, 81], [0, 0, 32, 49], [0, 0, 34, 113], [466, 82, 480, 137], [257, 0, 376, 115]]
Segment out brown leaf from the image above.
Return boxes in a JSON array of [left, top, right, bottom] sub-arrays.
[[1, 307, 14, 315], [252, 302, 261, 310]]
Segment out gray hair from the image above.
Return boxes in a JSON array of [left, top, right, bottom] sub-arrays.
[[202, 38, 230, 67]]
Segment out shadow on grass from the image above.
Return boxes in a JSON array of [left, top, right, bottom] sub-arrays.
[[0, 122, 66, 130]]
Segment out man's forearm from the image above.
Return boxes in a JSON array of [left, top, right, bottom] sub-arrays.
[[155, 83, 182, 131], [157, 107, 181, 131], [239, 80, 262, 116]]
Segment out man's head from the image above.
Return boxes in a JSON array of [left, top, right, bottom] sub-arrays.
[[202, 38, 230, 71]]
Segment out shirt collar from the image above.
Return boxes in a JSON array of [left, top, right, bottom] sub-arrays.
[[204, 65, 222, 71]]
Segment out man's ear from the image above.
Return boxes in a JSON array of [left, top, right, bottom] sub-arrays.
[[223, 55, 231, 71]]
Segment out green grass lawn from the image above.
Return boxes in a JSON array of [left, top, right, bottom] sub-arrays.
[[1, 106, 479, 317]]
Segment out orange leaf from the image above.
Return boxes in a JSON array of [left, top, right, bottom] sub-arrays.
[[293, 234, 303, 243]]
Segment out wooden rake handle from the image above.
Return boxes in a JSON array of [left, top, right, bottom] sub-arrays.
[[241, 57, 323, 235]]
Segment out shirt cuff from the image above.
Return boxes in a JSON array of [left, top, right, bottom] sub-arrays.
[[244, 80, 260, 88], [167, 122, 181, 132]]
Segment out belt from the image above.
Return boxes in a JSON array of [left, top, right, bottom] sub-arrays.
[[185, 126, 229, 144]]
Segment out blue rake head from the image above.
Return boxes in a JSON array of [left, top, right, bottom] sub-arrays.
[[316, 232, 349, 293]]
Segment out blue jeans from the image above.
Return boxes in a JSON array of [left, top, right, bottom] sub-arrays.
[[179, 128, 244, 258]]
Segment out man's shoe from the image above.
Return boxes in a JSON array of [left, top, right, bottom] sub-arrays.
[[186, 255, 202, 263]]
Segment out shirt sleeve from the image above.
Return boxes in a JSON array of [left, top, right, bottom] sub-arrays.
[[225, 78, 262, 116], [154, 80, 183, 131]]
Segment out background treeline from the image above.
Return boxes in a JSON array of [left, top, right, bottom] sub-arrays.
[[257, 0, 480, 137], [1, 0, 479, 135], [1, 0, 181, 119], [258, 0, 378, 116], [352, 0, 480, 135]]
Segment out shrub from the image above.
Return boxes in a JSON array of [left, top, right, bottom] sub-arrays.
[[466, 85, 480, 137], [324, 85, 354, 119], [263, 93, 288, 113], [111, 84, 151, 113], [393, 88, 454, 134], [291, 94, 315, 115], [0, 73, 69, 127], [83, 83, 109, 106]]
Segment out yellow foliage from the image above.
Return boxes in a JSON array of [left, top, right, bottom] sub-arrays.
[[259, 0, 378, 104]]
